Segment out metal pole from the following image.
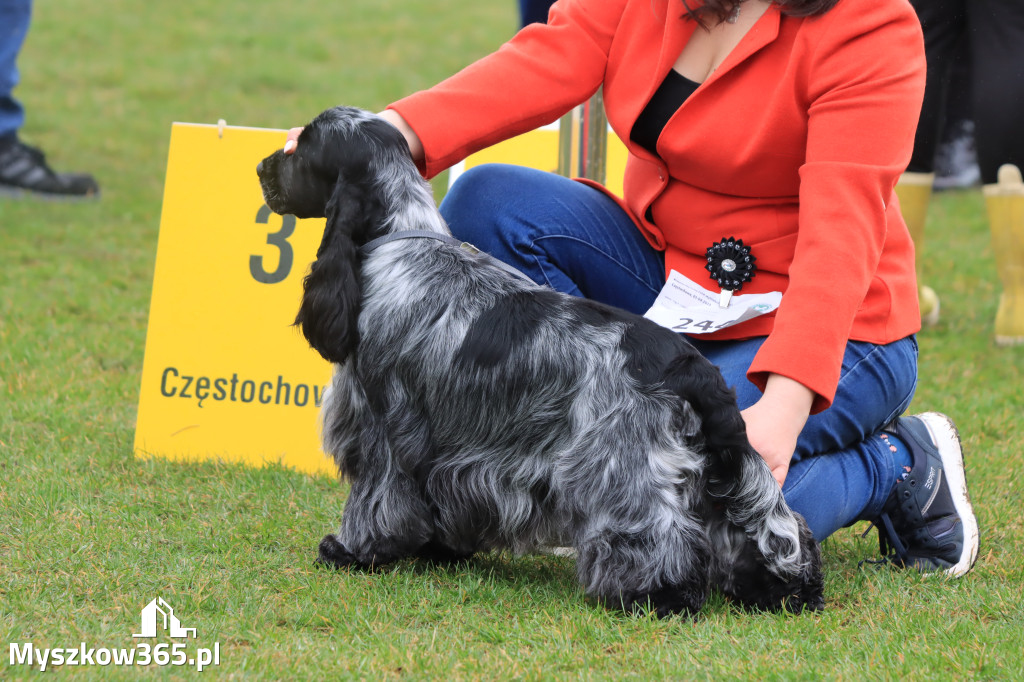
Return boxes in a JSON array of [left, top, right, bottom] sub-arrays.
[[557, 90, 608, 185], [558, 106, 581, 178], [583, 89, 608, 186]]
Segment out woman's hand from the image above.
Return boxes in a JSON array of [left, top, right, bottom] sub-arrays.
[[283, 128, 302, 154], [282, 110, 423, 162], [377, 109, 424, 162], [740, 374, 815, 488]]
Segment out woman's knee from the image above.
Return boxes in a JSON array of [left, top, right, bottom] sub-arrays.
[[440, 164, 521, 243], [795, 337, 918, 457]]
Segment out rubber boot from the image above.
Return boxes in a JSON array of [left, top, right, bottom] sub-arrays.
[[984, 164, 1024, 346], [895, 172, 940, 325]]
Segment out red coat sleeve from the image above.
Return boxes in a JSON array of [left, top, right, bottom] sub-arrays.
[[388, 0, 629, 178], [746, 0, 926, 412]]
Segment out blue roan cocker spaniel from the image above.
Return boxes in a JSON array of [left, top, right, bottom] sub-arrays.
[[257, 106, 824, 616]]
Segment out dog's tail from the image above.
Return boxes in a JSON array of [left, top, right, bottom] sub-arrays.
[[660, 353, 803, 573]]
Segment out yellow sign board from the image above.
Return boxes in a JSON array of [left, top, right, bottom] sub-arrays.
[[135, 122, 334, 475]]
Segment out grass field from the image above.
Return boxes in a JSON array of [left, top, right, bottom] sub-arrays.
[[2, 1, 1023, 679]]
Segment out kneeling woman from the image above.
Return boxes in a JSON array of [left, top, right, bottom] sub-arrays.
[[291, 0, 979, 576]]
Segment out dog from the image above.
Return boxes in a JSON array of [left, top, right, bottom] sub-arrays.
[[257, 106, 824, 616]]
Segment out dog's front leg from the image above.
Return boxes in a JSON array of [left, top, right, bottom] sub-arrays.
[[316, 533, 359, 569], [316, 444, 436, 571]]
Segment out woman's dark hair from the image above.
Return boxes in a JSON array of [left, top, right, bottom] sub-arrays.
[[683, 0, 840, 27]]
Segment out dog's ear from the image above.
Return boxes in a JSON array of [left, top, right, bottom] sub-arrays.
[[294, 176, 383, 364]]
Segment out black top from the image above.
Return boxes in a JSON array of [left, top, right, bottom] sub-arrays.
[[630, 69, 701, 156]]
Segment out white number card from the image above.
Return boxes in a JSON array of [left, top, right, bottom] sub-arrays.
[[644, 270, 782, 334]]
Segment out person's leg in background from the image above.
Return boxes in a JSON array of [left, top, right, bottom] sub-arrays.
[[970, 0, 1024, 344], [0, 0, 32, 145], [907, 0, 968, 178], [967, 0, 1024, 185], [931, 51, 980, 191], [0, 0, 99, 199], [902, 0, 968, 325]]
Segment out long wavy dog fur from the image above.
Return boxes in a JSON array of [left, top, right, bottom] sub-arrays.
[[257, 106, 824, 616]]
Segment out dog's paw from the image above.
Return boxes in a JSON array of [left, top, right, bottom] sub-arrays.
[[634, 584, 708, 619], [787, 547, 825, 613], [609, 581, 709, 619], [314, 534, 359, 569], [755, 567, 825, 614], [724, 517, 825, 614], [415, 540, 474, 567], [783, 583, 825, 613]]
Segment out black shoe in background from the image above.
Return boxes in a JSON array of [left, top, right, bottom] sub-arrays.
[[0, 137, 100, 200]]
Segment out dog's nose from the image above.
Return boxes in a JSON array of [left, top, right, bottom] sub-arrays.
[[256, 160, 264, 176]]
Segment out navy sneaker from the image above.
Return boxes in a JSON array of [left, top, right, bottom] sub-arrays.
[[0, 137, 99, 200], [867, 413, 979, 577]]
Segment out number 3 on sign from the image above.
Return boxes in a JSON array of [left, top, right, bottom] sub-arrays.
[[251, 205, 296, 284]]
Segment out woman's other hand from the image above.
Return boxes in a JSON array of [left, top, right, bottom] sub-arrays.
[[740, 374, 814, 487]]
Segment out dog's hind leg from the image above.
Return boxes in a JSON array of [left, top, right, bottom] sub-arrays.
[[662, 355, 800, 564], [575, 520, 712, 618], [707, 510, 825, 613], [568, 421, 712, 618], [663, 352, 823, 606]]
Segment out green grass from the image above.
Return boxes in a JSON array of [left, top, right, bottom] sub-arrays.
[[2, 0, 1023, 679]]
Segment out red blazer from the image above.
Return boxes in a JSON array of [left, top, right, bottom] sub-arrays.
[[390, 0, 926, 412]]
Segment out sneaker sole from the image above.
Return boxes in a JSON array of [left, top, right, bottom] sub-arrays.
[[0, 184, 100, 202], [919, 412, 980, 577]]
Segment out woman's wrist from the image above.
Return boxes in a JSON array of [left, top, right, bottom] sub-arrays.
[[378, 109, 424, 163], [741, 374, 814, 487], [761, 374, 814, 425]]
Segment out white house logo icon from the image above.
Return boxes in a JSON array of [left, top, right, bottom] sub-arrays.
[[132, 598, 197, 639]]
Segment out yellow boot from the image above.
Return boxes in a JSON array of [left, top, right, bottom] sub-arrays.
[[895, 171, 940, 325], [984, 164, 1024, 346]]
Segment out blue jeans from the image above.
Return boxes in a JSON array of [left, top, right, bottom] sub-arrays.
[[441, 164, 918, 540], [0, 0, 31, 140]]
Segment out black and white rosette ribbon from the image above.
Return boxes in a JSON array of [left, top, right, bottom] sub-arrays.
[[705, 237, 757, 307]]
